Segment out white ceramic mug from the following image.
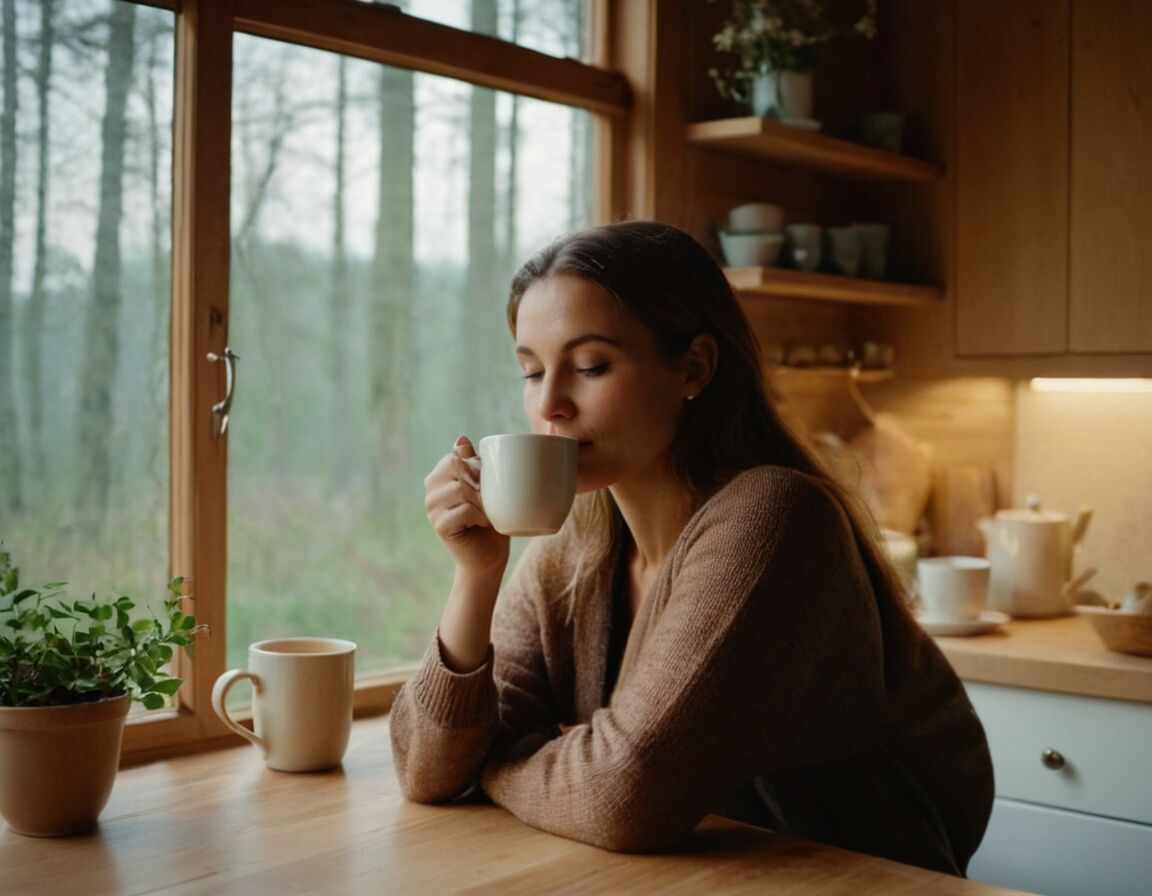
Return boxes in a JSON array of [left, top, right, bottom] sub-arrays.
[[785, 223, 823, 271], [917, 557, 991, 622], [211, 638, 356, 772], [478, 433, 578, 536]]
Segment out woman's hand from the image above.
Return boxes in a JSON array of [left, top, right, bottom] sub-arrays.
[[425, 437, 511, 672], [424, 436, 511, 578]]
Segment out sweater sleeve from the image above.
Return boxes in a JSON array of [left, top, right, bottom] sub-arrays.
[[479, 468, 889, 852], [389, 539, 560, 803]]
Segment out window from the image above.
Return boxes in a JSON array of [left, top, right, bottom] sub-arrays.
[[2, 0, 626, 755], [225, 34, 593, 674], [0, 0, 175, 707]]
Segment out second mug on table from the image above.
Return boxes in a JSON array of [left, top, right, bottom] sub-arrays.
[[211, 637, 356, 772], [478, 433, 578, 536]]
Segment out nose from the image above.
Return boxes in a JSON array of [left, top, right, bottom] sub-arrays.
[[535, 372, 576, 424]]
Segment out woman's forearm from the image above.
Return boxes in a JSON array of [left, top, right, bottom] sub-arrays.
[[438, 565, 504, 672]]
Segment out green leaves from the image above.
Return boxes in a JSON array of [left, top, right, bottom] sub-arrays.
[[0, 550, 206, 708]]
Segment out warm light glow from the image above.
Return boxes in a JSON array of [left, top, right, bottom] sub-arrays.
[[1030, 378, 1152, 393]]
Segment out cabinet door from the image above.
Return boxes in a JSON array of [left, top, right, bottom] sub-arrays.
[[955, 1, 1070, 356], [1068, 0, 1152, 352], [968, 797, 1152, 896]]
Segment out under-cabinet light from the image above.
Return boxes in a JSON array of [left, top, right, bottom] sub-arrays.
[[1029, 378, 1152, 393]]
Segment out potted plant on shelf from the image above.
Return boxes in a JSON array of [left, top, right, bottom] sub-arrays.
[[0, 549, 204, 837], [708, 0, 878, 124]]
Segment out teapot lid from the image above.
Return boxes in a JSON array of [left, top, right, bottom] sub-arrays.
[[994, 495, 1070, 524]]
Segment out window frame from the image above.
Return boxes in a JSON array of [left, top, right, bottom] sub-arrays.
[[120, 0, 630, 762]]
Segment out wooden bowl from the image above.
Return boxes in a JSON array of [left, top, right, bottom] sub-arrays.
[[1074, 606, 1152, 656]]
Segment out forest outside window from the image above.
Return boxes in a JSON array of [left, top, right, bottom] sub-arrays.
[[2, 0, 613, 751]]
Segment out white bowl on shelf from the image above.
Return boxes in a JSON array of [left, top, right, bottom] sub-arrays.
[[727, 202, 784, 233], [719, 230, 784, 267]]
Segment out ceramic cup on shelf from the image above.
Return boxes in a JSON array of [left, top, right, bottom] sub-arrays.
[[825, 227, 862, 277], [850, 223, 891, 280], [478, 433, 578, 536], [212, 638, 356, 772], [916, 557, 991, 623], [784, 223, 823, 271]]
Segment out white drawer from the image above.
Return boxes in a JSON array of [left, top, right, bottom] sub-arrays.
[[968, 797, 1152, 896], [965, 682, 1152, 825]]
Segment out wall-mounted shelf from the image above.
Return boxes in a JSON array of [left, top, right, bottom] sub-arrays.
[[770, 365, 894, 384], [686, 117, 943, 183], [727, 266, 942, 307]]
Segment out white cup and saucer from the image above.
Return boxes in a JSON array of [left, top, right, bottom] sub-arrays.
[[915, 556, 1009, 636]]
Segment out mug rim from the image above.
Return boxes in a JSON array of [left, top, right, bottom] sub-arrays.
[[250, 637, 357, 656], [479, 433, 579, 448]]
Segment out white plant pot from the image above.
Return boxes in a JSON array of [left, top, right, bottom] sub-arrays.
[[751, 70, 815, 120]]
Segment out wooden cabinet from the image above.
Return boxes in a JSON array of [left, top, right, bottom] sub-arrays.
[[956, 0, 1152, 357], [964, 682, 1152, 895]]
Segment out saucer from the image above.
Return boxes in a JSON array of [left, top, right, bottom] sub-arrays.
[[916, 610, 1010, 637]]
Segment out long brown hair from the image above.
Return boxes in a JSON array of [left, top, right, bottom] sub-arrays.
[[507, 221, 908, 613]]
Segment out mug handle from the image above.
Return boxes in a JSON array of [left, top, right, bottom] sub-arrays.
[[211, 669, 265, 751]]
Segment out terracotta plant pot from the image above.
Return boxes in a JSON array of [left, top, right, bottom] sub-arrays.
[[0, 693, 130, 836]]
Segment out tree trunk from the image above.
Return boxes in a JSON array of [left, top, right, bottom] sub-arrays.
[[370, 57, 415, 518], [329, 56, 350, 492], [461, 0, 502, 435], [21, 0, 54, 491], [75, 0, 136, 515], [0, 0, 22, 513], [143, 17, 169, 512], [503, 0, 521, 271]]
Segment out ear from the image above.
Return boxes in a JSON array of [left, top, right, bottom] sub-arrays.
[[680, 333, 719, 400]]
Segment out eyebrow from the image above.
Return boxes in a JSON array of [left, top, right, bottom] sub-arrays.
[[515, 334, 623, 357]]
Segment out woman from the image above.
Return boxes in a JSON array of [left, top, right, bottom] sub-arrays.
[[390, 221, 993, 875]]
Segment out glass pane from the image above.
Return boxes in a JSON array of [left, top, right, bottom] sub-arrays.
[[355, 0, 593, 62], [1, 0, 174, 685], [227, 34, 594, 675]]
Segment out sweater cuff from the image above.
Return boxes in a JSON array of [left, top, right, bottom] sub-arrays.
[[409, 631, 497, 727]]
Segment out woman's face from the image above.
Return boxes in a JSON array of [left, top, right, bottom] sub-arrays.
[[513, 274, 691, 494]]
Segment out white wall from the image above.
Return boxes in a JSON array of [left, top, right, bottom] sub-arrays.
[[1013, 384, 1152, 599]]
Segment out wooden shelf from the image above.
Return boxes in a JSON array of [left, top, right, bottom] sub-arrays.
[[686, 116, 943, 183], [770, 365, 895, 384], [727, 266, 943, 307]]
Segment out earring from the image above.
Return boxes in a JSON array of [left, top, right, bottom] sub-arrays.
[[685, 393, 696, 402]]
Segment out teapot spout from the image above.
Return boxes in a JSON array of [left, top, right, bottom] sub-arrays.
[[1072, 505, 1093, 545]]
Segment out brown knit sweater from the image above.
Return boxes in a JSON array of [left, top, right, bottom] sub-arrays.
[[390, 466, 994, 874]]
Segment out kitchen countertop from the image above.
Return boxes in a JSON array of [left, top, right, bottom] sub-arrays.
[[1, 714, 1029, 895], [933, 614, 1152, 704]]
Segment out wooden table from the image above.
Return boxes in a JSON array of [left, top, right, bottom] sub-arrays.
[[1, 715, 1029, 895]]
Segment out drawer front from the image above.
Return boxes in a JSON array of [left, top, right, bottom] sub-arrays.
[[965, 682, 1152, 825], [968, 797, 1152, 896]]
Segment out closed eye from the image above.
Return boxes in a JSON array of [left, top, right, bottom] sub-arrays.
[[577, 363, 609, 377], [521, 370, 544, 381]]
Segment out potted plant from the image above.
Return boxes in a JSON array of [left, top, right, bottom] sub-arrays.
[[0, 548, 204, 836], [707, 0, 878, 121]]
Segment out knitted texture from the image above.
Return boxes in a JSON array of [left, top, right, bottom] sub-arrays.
[[390, 466, 993, 873]]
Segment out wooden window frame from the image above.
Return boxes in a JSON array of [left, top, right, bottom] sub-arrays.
[[120, 0, 630, 763]]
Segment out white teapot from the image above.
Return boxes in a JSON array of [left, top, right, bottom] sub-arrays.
[[976, 496, 1093, 617]]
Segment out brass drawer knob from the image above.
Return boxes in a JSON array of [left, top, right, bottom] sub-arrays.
[[1041, 748, 1066, 770]]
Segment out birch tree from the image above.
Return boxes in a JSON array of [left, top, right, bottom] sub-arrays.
[[75, 0, 136, 514], [0, 0, 21, 512]]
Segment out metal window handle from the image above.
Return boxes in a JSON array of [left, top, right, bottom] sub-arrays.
[[1041, 748, 1066, 770], [207, 347, 239, 440]]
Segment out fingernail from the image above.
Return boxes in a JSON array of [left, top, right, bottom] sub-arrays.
[[455, 436, 468, 447]]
